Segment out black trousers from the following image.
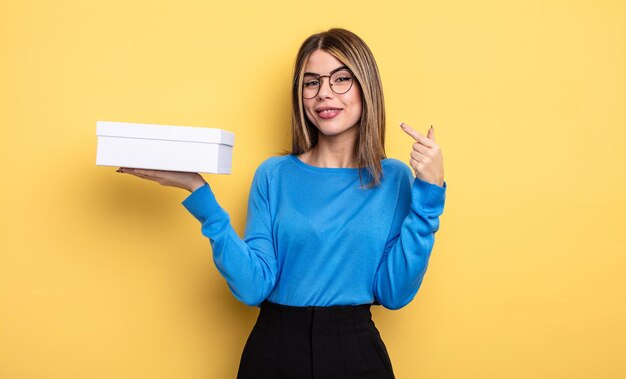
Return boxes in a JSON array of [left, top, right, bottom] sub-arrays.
[[237, 301, 395, 379]]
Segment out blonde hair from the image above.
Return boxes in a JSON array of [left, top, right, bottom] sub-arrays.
[[291, 28, 386, 187]]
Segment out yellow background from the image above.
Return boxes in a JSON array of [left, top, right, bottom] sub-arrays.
[[1, 0, 625, 377]]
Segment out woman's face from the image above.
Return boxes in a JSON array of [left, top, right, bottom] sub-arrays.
[[302, 50, 362, 140]]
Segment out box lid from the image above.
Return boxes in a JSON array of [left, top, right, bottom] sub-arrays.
[[96, 121, 235, 146]]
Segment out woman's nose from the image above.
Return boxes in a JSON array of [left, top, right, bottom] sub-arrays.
[[317, 77, 333, 99]]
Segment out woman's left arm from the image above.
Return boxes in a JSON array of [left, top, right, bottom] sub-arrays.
[[373, 123, 446, 309]]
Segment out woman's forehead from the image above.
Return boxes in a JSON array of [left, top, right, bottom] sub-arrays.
[[303, 50, 346, 75]]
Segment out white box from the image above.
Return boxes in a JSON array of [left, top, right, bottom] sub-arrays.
[[96, 121, 234, 174]]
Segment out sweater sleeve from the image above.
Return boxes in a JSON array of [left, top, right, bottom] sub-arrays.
[[181, 167, 278, 306], [373, 172, 447, 310]]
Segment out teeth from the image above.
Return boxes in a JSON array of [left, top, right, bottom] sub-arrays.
[[320, 109, 339, 113]]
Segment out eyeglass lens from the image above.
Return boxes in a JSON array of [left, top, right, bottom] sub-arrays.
[[302, 70, 354, 99]]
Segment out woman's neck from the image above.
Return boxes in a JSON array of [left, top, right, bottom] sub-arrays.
[[300, 131, 358, 168]]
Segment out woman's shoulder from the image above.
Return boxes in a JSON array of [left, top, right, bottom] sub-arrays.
[[257, 154, 293, 170], [378, 159, 413, 195], [253, 154, 295, 180], [382, 158, 413, 179]]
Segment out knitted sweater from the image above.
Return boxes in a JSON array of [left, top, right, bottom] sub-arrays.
[[182, 154, 446, 309]]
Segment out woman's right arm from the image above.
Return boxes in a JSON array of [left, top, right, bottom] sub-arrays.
[[182, 170, 278, 306], [119, 167, 278, 306]]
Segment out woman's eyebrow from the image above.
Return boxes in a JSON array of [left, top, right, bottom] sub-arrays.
[[303, 66, 349, 76]]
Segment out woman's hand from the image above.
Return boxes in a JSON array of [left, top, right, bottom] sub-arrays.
[[117, 168, 207, 193], [400, 123, 445, 187]]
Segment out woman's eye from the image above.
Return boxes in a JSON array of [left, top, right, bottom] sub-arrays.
[[335, 76, 352, 83], [304, 80, 320, 87]]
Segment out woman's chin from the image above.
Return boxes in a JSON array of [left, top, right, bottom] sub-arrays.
[[315, 123, 358, 139]]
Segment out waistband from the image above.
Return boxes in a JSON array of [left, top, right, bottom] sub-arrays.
[[257, 301, 374, 333], [261, 300, 372, 313]]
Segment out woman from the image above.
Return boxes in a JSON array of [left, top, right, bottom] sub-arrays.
[[119, 28, 446, 379]]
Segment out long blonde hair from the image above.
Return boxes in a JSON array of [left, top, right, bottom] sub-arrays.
[[291, 28, 386, 187]]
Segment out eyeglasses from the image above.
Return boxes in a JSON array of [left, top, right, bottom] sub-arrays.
[[302, 66, 355, 99]]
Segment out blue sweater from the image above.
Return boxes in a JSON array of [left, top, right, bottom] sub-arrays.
[[182, 154, 446, 310]]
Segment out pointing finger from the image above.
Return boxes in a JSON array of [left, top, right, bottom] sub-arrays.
[[400, 122, 421, 141], [401, 123, 435, 147]]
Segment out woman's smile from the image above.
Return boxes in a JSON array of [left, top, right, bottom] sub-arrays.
[[316, 106, 343, 119]]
